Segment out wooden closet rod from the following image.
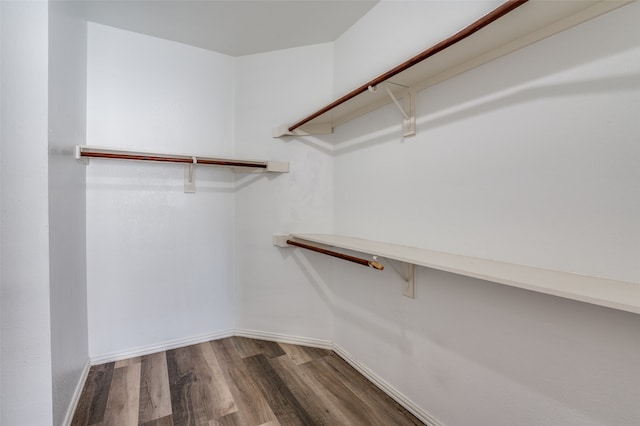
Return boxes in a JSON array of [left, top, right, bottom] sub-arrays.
[[288, 0, 528, 132], [80, 151, 268, 169], [287, 239, 384, 270]]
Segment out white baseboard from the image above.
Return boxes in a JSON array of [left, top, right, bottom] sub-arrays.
[[234, 328, 333, 350], [87, 329, 439, 426], [333, 344, 443, 426], [62, 358, 91, 426], [238, 330, 440, 425], [90, 329, 234, 365]]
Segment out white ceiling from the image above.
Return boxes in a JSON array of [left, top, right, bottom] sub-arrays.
[[75, 0, 379, 57]]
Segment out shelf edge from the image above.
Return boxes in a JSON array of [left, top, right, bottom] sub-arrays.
[[289, 233, 640, 315]]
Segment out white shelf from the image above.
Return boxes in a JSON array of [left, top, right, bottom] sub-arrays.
[[77, 145, 288, 193], [287, 234, 640, 315], [274, 0, 631, 137]]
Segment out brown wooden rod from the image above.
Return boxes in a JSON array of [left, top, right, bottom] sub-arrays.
[[196, 158, 267, 168], [287, 239, 384, 270], [81, 151, 192, 163], [80, 151, 267, 169], [288, 0, 528, 132]]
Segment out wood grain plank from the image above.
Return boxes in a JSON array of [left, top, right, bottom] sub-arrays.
[[213, 411, 240, 426], [189, 342, 236, 420], [102, 363, 141, 426], [139, 351, 173, 423], [278, 342, 330, 365], [300, 357, 385, 426], [243, 354, 314, 425], [231, 336, 285, 359], [210, 338, 279, 426], [140, 414, 175, 426], [71, 362, 115, 426], [270, 353, 352, 425], [72, 338, 423, 426], [324, 353, 423, 425], [115, 356, 142, 369], [216, 414, 282, 426], [215, 413, 283, 426], [166, 346, 208, 426]]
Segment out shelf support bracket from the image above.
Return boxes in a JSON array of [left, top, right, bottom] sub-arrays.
[[401, 90, 416, 137], [374, 84, 416, 137], [184, 157, 197, 193], [383, 85, 410, 120], [380, 257, 415, 298]]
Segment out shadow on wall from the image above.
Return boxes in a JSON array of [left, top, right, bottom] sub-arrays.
[[234, 172, 285, 192], [273, 245, 336, 312], [275, 229, 640, 424], [327, 70, 640, 157], [277, 134, 335, 156], [286, 245, 418, 354], [414, 268, 640, 425], [416, 72, 640, 135], [333, 261, 640, 424], [84, 160, 284, 193], [324, 4, 640, 156]]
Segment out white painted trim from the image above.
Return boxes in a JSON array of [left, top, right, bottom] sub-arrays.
[[86, 329, 439, 426], [61, 358, 91, 426], [234, 328, 333, 350], [290, 234, 640, 315], [236, 330, 439, 424], [89, 329, 234, 364], [333, 344, 444, 426]]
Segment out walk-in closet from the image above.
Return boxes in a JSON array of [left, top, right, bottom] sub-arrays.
[[1, 1, 639, 425]]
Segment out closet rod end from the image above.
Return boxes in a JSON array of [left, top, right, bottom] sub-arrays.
[[369, 260, 384, 270]]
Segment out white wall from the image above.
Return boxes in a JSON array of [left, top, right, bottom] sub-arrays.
[[0, 1, 2, 410], [333, 1, 640, 282], [0, 1, 3, 411], [86, 23, 236, 358], [45, 2, 639, 424], [328, 1, 640, 425], [0, 1, 53, 424], [234, 44, 335, 341], [48, 1, 89, 424], [333, 0, 503, 95]]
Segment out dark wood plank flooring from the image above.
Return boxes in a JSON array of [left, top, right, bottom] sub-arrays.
[[72, 337, 423, 426]]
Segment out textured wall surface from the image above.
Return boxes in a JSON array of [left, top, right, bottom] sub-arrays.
[[328, 2, 640, 424], [86, 23, 236, 358], [0, 2, 53, 424]]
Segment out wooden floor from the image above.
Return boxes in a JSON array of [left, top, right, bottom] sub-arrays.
[[72, 336, 423, 426]]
